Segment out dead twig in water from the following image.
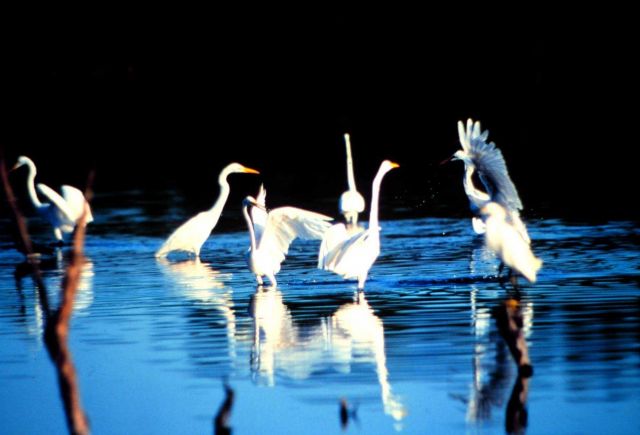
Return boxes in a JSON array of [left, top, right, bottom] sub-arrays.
[[44, 169, 94, 435]]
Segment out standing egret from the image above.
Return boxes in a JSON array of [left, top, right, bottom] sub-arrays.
[[481, 202, 542, 283], [450, 119, 530, 243], [339, 133, 365, 232], [242, 189, 333, 287], [318, 160, 399, 290], [155, 162, 259, 259], [12, 155, 93, 243]]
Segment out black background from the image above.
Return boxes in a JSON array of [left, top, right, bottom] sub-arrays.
[[2, 7, 637, 221]]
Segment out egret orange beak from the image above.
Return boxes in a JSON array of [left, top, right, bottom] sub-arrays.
[[242, 167, 260, 174], [390, 162, 400, 169]]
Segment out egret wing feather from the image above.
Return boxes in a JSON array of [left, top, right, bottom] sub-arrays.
[[466, 126, 523, 211], [61, 185, 93, 224], [36, 183, 77, 226], [318, 223, 349, 268], [259, 207, 332, 267]]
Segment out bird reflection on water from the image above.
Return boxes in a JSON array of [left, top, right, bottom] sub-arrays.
[[14, 252, 94, 340], [248, 287, 406, 423]]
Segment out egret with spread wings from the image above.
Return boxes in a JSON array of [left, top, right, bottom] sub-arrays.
[[318, 160, 399, 290], [12, 155, 93, 243], [243, 187, 333, 287], [450, 119, 530, 243], [156, 162, 259, 259]]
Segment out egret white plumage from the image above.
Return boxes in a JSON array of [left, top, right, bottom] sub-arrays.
[[318, 160, 399, 290], [481, 202, 542, 283], [12, 155, 93, 242], [339, 133, 365, 232], [155, 162, 259, 259], [242, 188, 333, 287], [451, 119, 530, 243]]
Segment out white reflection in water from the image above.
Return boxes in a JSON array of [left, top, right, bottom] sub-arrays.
[[466, 281, 534, 424], [158, 259, 237, 360], [249, 288, 407, 423], [14, 254, 94, 341]]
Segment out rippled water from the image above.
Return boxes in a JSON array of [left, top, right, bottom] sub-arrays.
[[1, 194, 639, 434]]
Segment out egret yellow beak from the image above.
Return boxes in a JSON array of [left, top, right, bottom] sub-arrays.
[[390, 162, 400, 169], [242, 167, 260, 174]]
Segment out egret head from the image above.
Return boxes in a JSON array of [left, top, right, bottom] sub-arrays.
[[380, 160, 400, 173], [242, 196, 265, 211], [225, 163, 260, 175], [451, 150, 472, 165], [12, 155, 33, 170]]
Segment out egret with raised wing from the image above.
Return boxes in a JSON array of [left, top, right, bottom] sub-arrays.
[[155, 162, 259, 259], [318, 160, 399, 290], [449, 119, 530, 243], [12, 155, 93, 243], [242, 187, 333, 287]]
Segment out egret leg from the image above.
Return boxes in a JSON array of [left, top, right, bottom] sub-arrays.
[[256, 275, 264, 286]]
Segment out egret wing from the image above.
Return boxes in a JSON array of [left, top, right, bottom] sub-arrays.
[[61, 185, 93, 224], [259, 207, 333, 267], [36, 183, 76, 225], [464, 120, 523, 211], [318, 223, 349, 268], [155, 211, 215, 258], [320, 229, 374, 278]]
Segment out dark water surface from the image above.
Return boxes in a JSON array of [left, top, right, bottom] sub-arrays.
[[1, 192, 639, 434]]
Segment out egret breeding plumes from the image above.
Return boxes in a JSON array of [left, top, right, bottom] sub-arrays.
[[451, 119, 530, 243], [318, 160, 399, 290], [12, 155, 93, 242], [155, 162, 259, 259], [339, 133, 365, 232], [481, 202, 542, 283], [242, 187, 333, 287]]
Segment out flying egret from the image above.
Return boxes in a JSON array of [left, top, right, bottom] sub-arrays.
[[242, 188, 333, 287], [450, 119, 530, 243], [481, 202, 542, 283], [12, 155, 93, 243], [318, 160, 399, 290], [339, 133, 365, 232], [155, 162, 259, 259]]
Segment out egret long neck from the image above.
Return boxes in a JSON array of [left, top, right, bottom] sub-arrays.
[[242, 204, 258, 252], [368, 168, 386, 232], [24, 159, 43, 209], [463, 164, 490, 208], [345, 134, 357, 191], [208, 170, 232, 215]]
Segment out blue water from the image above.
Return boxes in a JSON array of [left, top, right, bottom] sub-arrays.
[[1, 193, 639, 434]]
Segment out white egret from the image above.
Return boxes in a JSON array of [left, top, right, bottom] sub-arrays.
[[242, 189, 333, 287], [12, 155, 93, 242], [339, 133, 366, 232], [318, 160, 399, 290], [481, 202, 542, 283], [155, 162, 259, 259], [452, 119, 530, 243]]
